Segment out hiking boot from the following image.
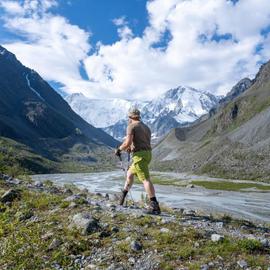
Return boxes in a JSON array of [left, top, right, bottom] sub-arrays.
[[119, 190, 128, 206], [143, 201, 161, 215]]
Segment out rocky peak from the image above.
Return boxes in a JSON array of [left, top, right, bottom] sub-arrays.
[[0, 45, 17, 62], [218, 78, 253, 105], [0, 45, 6, 55], [253, 60, 270, 87]]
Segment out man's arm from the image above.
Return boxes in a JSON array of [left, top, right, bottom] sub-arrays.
[[119, 134, 133, 151]]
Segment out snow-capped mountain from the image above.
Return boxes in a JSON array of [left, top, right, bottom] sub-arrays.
[[66, 93, 147, 128], [66, 86, 220, 141], [142, 86, 219, 124]]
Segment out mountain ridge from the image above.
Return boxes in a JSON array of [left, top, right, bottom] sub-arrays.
[[0, 45, 118, 173], [66, 86, 220, 140], [152, 60, 270, 181]]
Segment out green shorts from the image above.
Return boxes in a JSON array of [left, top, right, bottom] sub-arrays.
[[129, 150, 152, 182]]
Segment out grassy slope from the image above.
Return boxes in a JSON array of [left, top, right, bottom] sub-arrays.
[[148, 175, 270, 191], [0, 136, 116, 175], [0, 177, 269, 270], [190, 180, 270, 192], [152, 64, 270, 182]]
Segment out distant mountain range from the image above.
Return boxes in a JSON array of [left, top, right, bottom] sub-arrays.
[[152, 60, 270, 181], [66, 86, 221, 141], [0, 45, 118, 173]]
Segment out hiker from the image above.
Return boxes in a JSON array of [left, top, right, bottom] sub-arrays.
[[115, 107, 161, 215]]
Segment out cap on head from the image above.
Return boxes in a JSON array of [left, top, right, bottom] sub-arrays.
[[128, 107, 141, 119]]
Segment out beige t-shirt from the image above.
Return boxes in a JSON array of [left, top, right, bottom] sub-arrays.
[[127, 121, 151, 152]]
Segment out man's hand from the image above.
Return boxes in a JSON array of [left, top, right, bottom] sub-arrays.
[[114, 147, 121, 157]]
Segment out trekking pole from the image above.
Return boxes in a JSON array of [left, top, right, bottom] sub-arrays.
[[117, 152, 136, 206], [126, 152, 136, 206]]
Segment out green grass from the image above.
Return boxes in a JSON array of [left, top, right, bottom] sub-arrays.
[[0, 180, 269, 270], [119, 173, 270, 191], [0, 136, 117, 175], [191, 180, 270, 191], [128, 174, 184, 187]]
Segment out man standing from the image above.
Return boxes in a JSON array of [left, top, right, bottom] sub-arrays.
[[115, 107, 161, 215]]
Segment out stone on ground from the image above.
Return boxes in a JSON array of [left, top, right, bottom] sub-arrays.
[[211, 234, 224, 242], [0, 189, 21, 203], [70, 213, 100, 235]]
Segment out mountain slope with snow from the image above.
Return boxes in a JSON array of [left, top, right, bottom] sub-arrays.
[[0, 45, 118, 173], [142, 86, 220, 124], [66, 86, 220, 140]]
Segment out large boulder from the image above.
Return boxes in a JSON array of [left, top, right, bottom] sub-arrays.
[[70, 213, 100, 235], [0, 189, 21, 203]]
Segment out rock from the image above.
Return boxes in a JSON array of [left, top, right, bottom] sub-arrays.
[[247, 234, 257, 240], [81, 188, 89, 193], [111, 227, 119, 233], [128, 257, 136, 264], [34, 181, 43, 188], [98, 231, 111, 238], [86, 197, 92, 204], [48, 239, 62, 250], [0, 189, 21, 203], [130, 240, 142, 252], [6, 178, 21, 185], [111, 213, 117, 218], [106, 203, 116, 210], [17, 210, 34, 221], [211, 234, 224, 242], [70, 213, 100, 235], [105, 193, 110, 200], [51, 263, 60, 269], [27, 216, 39, 223], [63, 188, 73, 195], [68, 195, 88, 204], [186, 184, 195, 188], [64, 195, 80, 202], [183, 209, 196, 216], [42, 232, 54, 241], [216, 222, 224, 229], [160, 228, 170, 233], [68, 202, 77, 208], [161, 218, 170, 224], [102, 223, 109, 229], [260, 238, 269, 248], [200, 264, 209, 270], [237, 260, 248, 269], [0, 204, 6, 212], [125, 236, 131, 242], [93, 205, 102, 212], [85, 265, 97, 270], [48, 186, 61, 194], [216, 255, 224, 261]]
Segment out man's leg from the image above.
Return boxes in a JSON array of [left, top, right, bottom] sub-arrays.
[[124, 169, 134, 191], [142, 179, 155, 198], [119, 168, 134, 205], [142, 178, 161, 214]]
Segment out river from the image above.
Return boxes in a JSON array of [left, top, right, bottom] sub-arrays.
[[31, 171, 270, 223]]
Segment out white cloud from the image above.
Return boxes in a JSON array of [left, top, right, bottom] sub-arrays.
[[1, 0, 270, 99], [0, 1, 25, 15], [1, 0, 94, 96], [83, 0, 270, 99], [112, 17, 134, 40], [113, 16, 127, 27]]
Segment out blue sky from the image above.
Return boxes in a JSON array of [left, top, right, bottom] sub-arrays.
[[0, 0, 270, 100], [56, 0, 148, 46]]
